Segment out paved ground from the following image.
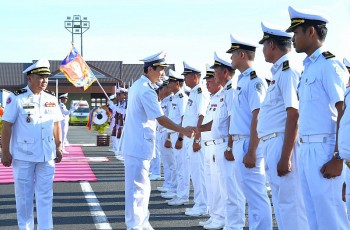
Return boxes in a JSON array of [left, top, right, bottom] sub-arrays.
[[0, 126, 278, 229]]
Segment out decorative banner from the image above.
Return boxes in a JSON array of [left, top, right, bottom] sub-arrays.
[[60, 47, 97, 90]]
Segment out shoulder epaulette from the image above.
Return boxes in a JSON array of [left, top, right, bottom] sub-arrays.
[[179, 93, 183, 98], [322, 51, 335, 59], [250, 71, 257, 80], [13, 88, 27, 96], [44, 90, 56, 96], [226, 83, 232, 90], [197, 87, 202, 94], [282, 60, 290, 71]]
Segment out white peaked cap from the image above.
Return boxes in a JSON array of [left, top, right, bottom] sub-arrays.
[[286, 6, 329, 32], [211, 51, 232, 69], [226, 34, 258, 53], [259, 21, 292, 44], [181, 61, 201, 75]]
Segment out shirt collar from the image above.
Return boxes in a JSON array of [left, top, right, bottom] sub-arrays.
[[191, 84, 201, 92], [223, 79, 232, 89], [271, 54, 289, 74], [241, 67, 254, 77], [141, 75, 154, 88], [304, 47, 323, 64]]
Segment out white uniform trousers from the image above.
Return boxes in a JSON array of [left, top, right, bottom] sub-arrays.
[[111, 136, 119, 152], [159, 132, 176, 191], [298, 135, 349, 230], [233, 138, 272, 230], [150, 131, 162, 176], [215, 142, 245, 229], [346, 167, 350, 221], [12, 159, 55, 230], [202, 142, 226, 223], [184, 136, 207, 211], [170, 133, 190, 199], [61, 119, 69, 149], [124, 155, 153, 230], [259, 135, 309, 230]]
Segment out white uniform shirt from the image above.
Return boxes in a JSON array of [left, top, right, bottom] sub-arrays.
[[167, 90, 188, 129], [229, 68, 267, 135], [298, 48, 347, 135], [122, 75, 164, 160], [212, 81, 234, 139], [2, 86, 63, 162], [60, 102, 70, 122], [257, 55, 299, 138], [182, 84, 210, 127], [339, 87, 350, 160], [202, 88, 223, 141], [157, 94, 173, 132]]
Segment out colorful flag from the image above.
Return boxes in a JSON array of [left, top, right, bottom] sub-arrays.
[[60, 47, 97, 90]]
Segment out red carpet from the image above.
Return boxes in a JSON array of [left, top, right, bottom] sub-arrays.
[[0, 146, 105, 184]]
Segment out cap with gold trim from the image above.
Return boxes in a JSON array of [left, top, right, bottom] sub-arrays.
[[203, 64, 215, 80], [344, 58, 350, 73], [259, 21, 292, 44], [23, 58, 51, 76], [168, 69, 184, 82], [210, 52, 233, 69], [140, 51, 169, 68], [226, 34, 258, 53], [181, 61, 201, 75], [286, 6, 329, 33], [59, 93, 68, 99]]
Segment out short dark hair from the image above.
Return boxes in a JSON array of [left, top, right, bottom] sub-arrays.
[[237, 49, 255, 61], [268, 38, 291, 52], [217, 66, 235, 77], [301, 23, 328, 41], [143, 66, 157, 74]]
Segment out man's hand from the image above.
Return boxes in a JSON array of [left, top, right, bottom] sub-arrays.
[[277, 158, 292, 177], [175, 139, 183, 149], [224, 149, 235, 161], [1, 152, 12, 167], [243, 151, 256, 168], [182, 126, 195, 138], [320, 157, 343, 179], [193, 142, 201, 152], [55, 149, 63, 163], [164, 139, 172, 148]]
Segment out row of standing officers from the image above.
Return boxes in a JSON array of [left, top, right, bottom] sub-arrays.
[[121, 5, 350, 230]]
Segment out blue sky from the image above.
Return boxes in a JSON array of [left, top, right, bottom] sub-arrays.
[[1, 0, 350, 78]]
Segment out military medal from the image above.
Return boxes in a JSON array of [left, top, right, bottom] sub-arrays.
[[26, 114, 31, 123]]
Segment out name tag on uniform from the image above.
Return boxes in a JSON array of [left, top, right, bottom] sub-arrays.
[[22, 104, 35, 115], [188, 99, 193, 106], [45, 102, 56, 107]]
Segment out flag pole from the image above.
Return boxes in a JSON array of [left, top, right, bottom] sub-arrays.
[[94, 78, 109, 99]]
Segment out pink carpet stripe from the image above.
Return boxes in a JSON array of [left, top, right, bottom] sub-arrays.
[[0, 146, 98, 184]]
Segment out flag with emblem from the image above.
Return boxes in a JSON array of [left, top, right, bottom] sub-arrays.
[[60, 47, 97, 90]]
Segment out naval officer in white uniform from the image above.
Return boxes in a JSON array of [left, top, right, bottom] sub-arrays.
[[121, 51, 194, 230], [285, 6, 349, 229], [257, 21, 308, 230], [1, 59, 63, 230], [227, 34, 273, 230]]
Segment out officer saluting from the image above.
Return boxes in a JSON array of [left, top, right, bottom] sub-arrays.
[[1, 59, 64, 230], [121, 51, 194, 230]]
